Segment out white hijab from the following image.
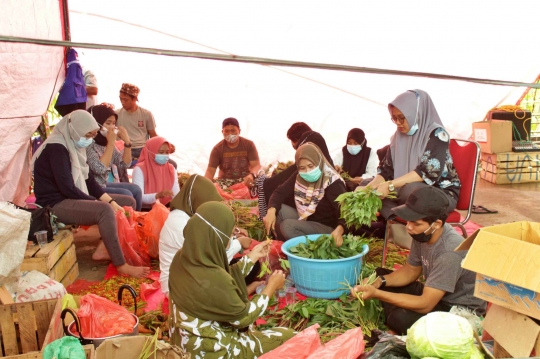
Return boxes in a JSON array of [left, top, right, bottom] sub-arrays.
[[32, 110, 99, 194], [389, 89, 445, 178]]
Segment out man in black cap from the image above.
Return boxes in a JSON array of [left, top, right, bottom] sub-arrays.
[[205, 117, 261, 187], [351, 186, 485, 335]]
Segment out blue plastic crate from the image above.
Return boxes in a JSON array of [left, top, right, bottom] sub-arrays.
[[281, 234, 369, 299]]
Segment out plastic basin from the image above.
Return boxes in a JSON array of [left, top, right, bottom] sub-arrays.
[[281, 234, 369, 299]]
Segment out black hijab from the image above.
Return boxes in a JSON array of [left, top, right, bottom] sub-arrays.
[[295, 131, 334, 166], [87, 105, 118, 147], [342, 128, 372, 178]]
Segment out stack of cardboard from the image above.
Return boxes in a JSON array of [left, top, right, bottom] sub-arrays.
[[472, 119, 540, 185], [457, 221, 540, 358]]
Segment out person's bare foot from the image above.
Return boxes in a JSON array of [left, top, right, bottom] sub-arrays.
[[117, 264, 150, 278], [247, 281, 264, 295], [91, 241, 111, 261]]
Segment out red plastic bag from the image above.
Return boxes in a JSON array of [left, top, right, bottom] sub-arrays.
[[77, 294, 136, 338], [229, 183, 251, 199], [214, 183, 235, 200], [140, 280, 166, 313], [116, 208, 150, 267], [305, 327, 365, 359], [259, 324, 321, 359], [139, 201, 169, 259]]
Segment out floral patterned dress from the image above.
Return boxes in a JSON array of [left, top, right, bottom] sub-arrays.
[[170, 257, 295, 359], [378, 128, 461, 197]]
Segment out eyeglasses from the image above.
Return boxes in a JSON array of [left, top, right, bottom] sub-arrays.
[[390, 116, 407, 125]]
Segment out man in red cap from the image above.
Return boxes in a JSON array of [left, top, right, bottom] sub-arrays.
[[116, 83, 158, 162], [205, 117, 261, 188], [351, 186, 485, 335]]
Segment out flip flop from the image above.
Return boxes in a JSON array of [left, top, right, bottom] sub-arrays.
[[472, 205, 498, 214]]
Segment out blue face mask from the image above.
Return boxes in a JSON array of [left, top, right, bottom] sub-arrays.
[[154, 154, 169, 165], [299, 166, 322, 183], [74, 137, 93, 148], [347, 145, 362, 155], [406, 123, 419, 136]]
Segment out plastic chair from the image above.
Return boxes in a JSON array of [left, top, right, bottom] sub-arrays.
[[380, 139, 481, 267]]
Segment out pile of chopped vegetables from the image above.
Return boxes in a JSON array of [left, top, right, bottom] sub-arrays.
[[288, 234, 368, 260]]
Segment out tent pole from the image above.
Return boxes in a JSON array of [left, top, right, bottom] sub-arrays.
[[60, 0, 71, 42]]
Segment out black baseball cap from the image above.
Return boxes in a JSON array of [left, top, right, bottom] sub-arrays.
[[392, 186, 449, 221], [222, 117, 240, 128]]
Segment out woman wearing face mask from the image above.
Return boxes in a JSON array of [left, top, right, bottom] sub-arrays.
[[85, 105, 143, 211], [159, 174, 258, 296], [365, 89, 461, 219], [263, 143, 349, 245], [132, 136, 179, 208], [333, 128, 378, 191], [169, 201, 295, 359], [32, 110, 149, 278]]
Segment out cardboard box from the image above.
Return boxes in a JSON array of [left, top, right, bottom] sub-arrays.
[[457, 221, 540, 320], [483, 304, 540, 358], [480, 151, 540, 184], [472, 120, 512, 154]]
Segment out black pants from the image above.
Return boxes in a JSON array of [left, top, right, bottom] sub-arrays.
[[375, 268, 451, 335], [230, 258, 262, 285]]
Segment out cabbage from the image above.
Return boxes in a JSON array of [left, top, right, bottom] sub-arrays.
[[406, 312, 484, 359]]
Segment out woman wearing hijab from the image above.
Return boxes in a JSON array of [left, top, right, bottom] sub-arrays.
[[85, 105, 142, 210], [263, 143, 349, 245], [132, 136, 179, 208], [256, 129, 334, 219], [366, 89, 461, 219], [169, 201, 295, 358], [159, 174, 254, 295], [333, 128, 379, 191], [32, 110, 149, 278]]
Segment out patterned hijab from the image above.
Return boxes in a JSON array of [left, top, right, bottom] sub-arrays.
[[135, 136, 176, 205], [170, 174, 223, 216], [389, 89, 445, 178], [31, 110, 99, 194], [294, 143, 343, 220], [168, 202, 250, 322]]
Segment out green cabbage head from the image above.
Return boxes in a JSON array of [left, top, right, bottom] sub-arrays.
[[406, 312, 483, 359]]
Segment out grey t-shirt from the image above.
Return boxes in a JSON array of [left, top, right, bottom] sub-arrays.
[[408, 224, 486, 313], [116, 106, 156, 148]]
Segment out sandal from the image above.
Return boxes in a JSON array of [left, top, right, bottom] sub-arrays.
[[472, 205, 498, 214]]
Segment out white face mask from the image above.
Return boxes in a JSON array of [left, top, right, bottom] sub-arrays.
[[100, 126, 119, 137], [225, 134, 239, 143]]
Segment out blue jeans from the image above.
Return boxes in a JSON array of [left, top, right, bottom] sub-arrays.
[[105, 182, 143, 211]]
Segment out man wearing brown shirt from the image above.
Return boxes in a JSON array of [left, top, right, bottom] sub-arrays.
[[205, 118, 261, 187]]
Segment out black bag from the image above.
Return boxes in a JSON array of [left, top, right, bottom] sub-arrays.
[[13, 204, 59, 244]]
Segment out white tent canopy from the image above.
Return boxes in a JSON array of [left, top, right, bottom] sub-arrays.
[[2, 0, 540, 203]]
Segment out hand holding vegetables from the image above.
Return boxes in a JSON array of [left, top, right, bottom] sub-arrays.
[[247, 241, 271, 263], [350, 284, 377, 301], [263, 208, 277, 235]]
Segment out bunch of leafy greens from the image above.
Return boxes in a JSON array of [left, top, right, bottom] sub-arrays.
[[406, 312, 484, 359], [336, 186, 396, 230], [258, 293, 385, 343], [288, 234, 368, 260]]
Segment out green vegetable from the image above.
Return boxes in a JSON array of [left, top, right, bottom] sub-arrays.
[[258, 294, 385, 343], [335, 186, 396, 230], [406, 312, 480, 359], [340, 171, 352, 181], [288, 234, 368, 260]]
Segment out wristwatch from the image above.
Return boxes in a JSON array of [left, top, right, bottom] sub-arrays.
[[387, 181, 395, 191], [378, 275, 387, 289], [124, 143, 133, 148]]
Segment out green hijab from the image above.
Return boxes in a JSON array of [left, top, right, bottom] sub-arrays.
[[170, 174, 223, 216], [168, 202, 250, 323]]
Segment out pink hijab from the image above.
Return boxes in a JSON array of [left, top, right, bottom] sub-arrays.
[[136, 136, 176, 205]]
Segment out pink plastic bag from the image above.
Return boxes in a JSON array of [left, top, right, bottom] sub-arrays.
[[259, 324, 321, 359], [116, 208, 150, 267], [305, 327, 365, 359], [214, 183, 235, 200], [229, 183, 252, 199]]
